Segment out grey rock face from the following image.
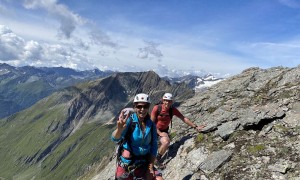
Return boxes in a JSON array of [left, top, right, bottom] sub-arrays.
[[91, 66, 300, 180], [199, 149, 233, 174]]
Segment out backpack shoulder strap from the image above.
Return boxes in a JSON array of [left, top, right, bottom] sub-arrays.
[[169, 106, 173, 128], [125, 116, 136, 141], [157, 104, 162, 117], [116, 116, 135, 161], [169, 106, 173, 119]]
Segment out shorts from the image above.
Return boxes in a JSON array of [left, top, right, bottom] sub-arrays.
[[159, 127, 169, 134], [157, 127, 169, 137], [115, 163, 162, 180], [158, 128, 169, 140]]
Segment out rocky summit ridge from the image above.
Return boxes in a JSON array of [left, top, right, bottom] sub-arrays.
[[89, 65, 300, 180]]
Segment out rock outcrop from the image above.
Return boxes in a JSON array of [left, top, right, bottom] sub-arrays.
[[91, 66, 300, 180]]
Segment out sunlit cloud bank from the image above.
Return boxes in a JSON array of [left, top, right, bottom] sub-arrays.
[[0, 25, 92, 69], [0, 0, 300, 78]]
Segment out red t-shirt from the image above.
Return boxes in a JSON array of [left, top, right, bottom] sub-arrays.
[[151, 105, 184, 131]]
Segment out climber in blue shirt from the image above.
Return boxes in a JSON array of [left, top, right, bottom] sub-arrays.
[[112, 93, 163, 180]]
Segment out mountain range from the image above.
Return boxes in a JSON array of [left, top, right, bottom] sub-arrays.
[[164, 74, 223, 92], [0, 63, 221, 118], [1, 64, 300, 179], [0, 70, 194, 179], [0, 63, 115, 118]]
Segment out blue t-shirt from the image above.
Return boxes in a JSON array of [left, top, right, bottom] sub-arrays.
[[112, 113, 158, 157]]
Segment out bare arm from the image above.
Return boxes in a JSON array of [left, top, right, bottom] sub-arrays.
[[150, 112, 156, 123], [180, 116, 205, 132]]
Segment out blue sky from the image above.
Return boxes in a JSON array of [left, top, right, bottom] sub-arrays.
[[0, 0, 300, 77]]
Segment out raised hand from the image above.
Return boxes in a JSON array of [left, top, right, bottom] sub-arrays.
[[117, 110, 130, 131], [112, 110, 131, 139]]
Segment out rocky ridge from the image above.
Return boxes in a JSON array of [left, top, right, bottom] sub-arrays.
[[90, 66, 300, 180]]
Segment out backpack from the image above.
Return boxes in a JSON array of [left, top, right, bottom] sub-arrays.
[[155, 102, 173, 129]]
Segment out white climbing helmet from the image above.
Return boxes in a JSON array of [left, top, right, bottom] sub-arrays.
[[133, 93, 151, 103], [162, 93, 173, 101]]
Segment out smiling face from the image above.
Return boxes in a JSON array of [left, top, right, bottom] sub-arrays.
[[134, 102, 150, 120], [162, 99, 173, 109]]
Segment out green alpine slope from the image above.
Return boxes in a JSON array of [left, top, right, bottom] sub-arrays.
[[0, 88, 115, 180], [0, 71, 194, 179]]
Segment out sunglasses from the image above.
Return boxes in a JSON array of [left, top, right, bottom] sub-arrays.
[[163, 99, 172, 102], [135, 104, 150, 109]]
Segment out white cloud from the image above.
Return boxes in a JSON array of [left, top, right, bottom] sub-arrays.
[[2, 1, 299, 77], [19, 0, 121, 61], [137, 40, 163, 61], [0, 25, 95, 70], [23, 0, 86, 39], [2, 1, 244, 76], [89, 28, 119, 49], [23, 40, 42, 60], [0, 25, 25, 60]]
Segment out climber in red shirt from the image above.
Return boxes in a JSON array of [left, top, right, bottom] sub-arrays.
[[151, 93, 205, 168]]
